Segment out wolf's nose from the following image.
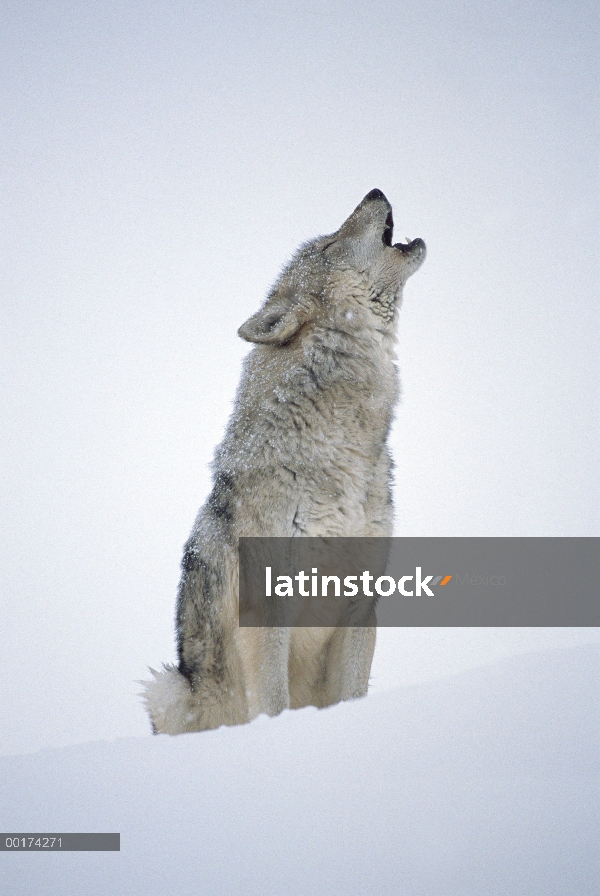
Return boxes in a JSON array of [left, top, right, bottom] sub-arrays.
[[365, 188, 388, 203]]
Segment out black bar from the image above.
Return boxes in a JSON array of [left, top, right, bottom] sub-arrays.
[[238, 537, 599, 626], [1, 834, 120, 851]]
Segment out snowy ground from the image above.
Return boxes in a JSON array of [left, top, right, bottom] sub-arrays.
[[1, 643, 598, 896]]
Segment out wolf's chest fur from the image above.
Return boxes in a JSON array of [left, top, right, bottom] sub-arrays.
[[213, 310, 399, 538]]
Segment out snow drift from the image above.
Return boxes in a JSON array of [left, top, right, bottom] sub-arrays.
[[1, 644, 598, 895]]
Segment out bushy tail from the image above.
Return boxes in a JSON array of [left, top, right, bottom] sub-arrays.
[[140, 662, 251, 735], [140, 665, 204, 735]]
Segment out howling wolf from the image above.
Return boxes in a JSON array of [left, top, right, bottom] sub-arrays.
[[143, 189, 426, 734]]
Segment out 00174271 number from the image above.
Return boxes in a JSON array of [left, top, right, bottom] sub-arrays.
[[5, 837, 61, 849]]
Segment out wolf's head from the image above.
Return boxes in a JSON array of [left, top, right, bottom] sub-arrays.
[[238, 189, 426, 344]]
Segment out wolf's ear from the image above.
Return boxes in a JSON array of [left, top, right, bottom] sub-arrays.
[[238, 303, 303, 345]]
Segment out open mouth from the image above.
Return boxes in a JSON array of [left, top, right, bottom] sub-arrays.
[[382, 210, 424, 253], [382, 211, 394, 247]]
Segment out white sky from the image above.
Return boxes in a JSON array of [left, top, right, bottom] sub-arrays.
[[0, 0, 598, 755]]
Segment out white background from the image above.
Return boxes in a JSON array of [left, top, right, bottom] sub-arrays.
[[0, 0, 597, 755]]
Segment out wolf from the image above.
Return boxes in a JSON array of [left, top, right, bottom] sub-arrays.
[[143, 188, 425, 734]]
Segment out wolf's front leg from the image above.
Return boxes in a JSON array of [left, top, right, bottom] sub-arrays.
[[238, 626, 291, 719], [322, 624, 377, 705]]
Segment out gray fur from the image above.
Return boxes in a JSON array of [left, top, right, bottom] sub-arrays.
[[142, 189, 426, 734]]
